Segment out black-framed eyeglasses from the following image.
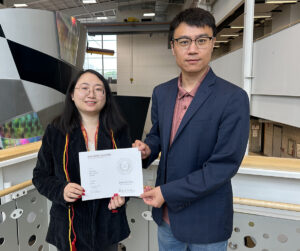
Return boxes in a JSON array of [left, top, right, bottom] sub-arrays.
[[172, 36, 214, 49]]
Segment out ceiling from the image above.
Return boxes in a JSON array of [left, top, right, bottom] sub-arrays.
[[2, 0, 191, 22], [215, 0, 299, 48], [0, 0, 299, 37]]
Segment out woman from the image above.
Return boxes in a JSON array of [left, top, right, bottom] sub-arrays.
[[32, 69, 131, 251]]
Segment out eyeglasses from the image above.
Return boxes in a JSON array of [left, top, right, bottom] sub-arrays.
[[172, 36, 213, 49], [75, 86, 105, 97]]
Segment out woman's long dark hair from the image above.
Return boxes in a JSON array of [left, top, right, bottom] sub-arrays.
[[53, 69, 127, 137]]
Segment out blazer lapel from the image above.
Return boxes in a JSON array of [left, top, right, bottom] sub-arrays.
[[162, 79, 178, 157], [171, 69, 216, 145], [67, 127, 86, 181]]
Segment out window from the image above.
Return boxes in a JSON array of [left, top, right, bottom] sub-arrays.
[[84, 35, 117, 81]]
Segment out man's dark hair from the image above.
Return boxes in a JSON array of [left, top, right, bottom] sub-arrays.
[[169, 8, 217, 42], [53, 69, 127, 137]]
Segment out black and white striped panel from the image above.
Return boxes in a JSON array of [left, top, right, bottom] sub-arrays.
[[8, 40, 80, 94], [0, 24, 5, 38]]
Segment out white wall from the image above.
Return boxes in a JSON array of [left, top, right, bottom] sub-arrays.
[[251, 95, 300, 129], [252, 22, 300, 96], [117, 33, 179, 135], [0, 9, 59, 58], [117, 33, 179, 97], [211, 21, 300, 128], [210, 48, 243, 88]]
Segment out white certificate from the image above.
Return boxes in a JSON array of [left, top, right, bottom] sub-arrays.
[[79, 148, 143, 201]]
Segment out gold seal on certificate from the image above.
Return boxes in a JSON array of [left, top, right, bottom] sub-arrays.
[[79, 148, 143, 200]]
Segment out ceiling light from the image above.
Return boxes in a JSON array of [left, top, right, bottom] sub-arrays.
[[220, 34, 239, 37], [230, 26, 244, 29], [82, 0, 96, 3], [266, 0, 297, 3], [214, 45, 220, 48], [97, 17, 107, 20], [254, 15, 272, 18], [143, 13, 155, 17], [215, 40, 229, 43], [14, 3, 28, 7]]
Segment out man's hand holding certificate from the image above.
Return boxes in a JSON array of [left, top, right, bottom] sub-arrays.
[[79, 148, 143, 201]]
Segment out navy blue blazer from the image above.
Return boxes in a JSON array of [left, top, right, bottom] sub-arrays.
[[144, 69, 250, 244]]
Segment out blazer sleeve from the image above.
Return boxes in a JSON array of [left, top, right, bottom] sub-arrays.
[[144, 86, 162, 167], [32, 125, 68, 207], [160, 89, 250, 212]]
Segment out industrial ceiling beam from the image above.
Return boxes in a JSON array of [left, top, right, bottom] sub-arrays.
[[86, 22, 170, 34]]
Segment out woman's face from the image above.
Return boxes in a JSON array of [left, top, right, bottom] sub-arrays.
[[71, 72, 106, 117]]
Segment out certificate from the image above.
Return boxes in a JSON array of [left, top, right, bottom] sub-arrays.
[[79, 148, 143, 201]]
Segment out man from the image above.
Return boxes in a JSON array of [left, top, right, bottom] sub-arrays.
[[133, 7, 249, 251]]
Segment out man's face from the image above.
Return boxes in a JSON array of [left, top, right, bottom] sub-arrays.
[[171, 22, 215, 75]]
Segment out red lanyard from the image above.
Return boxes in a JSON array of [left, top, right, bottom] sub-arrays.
[[80, 123, 99, 151], [64, 123, 117, 251]]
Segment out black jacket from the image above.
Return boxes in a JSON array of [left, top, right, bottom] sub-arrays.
[[32, 123, 131, 251]]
